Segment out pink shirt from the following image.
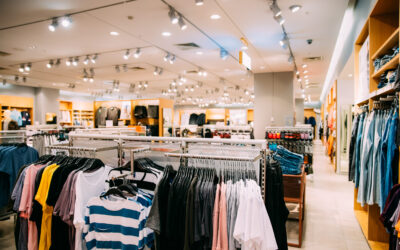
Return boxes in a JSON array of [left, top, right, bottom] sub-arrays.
[[212, 184, 221, 250], [217, 183, 228, 250], [19, 164, 43, 250]]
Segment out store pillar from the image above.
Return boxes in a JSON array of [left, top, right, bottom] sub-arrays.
[[253, 72, 294, 139], [34, 87, 60, 125]]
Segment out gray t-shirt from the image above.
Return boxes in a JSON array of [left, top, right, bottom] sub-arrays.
[[11, 167, 27, 211]]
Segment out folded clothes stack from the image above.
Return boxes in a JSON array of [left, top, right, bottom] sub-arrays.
[[273, 145, 304, 175], [373, 45, 399, 72], [378, 69, 397, 88]]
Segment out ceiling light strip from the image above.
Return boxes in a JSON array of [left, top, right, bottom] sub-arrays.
[[0, 0, 136, 31]]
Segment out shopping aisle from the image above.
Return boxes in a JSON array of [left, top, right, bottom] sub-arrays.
[[287, 140, 369, 249]]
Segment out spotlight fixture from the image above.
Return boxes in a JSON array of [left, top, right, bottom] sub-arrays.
[[168, 7, 179, 24], [171, 80, 176, 86], [61, 15, 72, 27], [302, 64, 307, 68], [279, 34, 289, 49], [178, 14, 187, 30], [304, 70, 308, 74], [123, 64, 128, 72], [22, 76, 27, 83], [83, 75, 88, 82], [115, 65, 120, 73], [19, 64, 25, 72], [245, 89, 250, 95], [169, 54, 176, 64], [223, 91, 229, 97], [270, 2, 282, 17], [304, 75, 309, 79], [190, 86, 194, 92], [185, 87, 189, 92], [90, 68, 95, 77], [154, 67, 159, 75], [143, 81, 148, 88], [66, 57, 72, 66], [296, 71, 300, 75], [55, 59, 61, 66], [48, 18, 58, 32], [72, 57, 79, 66], [24, 63, 31, 71], [164, 52, 170, 62], [123, 49, 130, 60], [14, 75, 19, 81], [89, 77, 94, 83], [46, 60, 54, 68], [288, 55, 294, 63], [138, 82, 143, 88], [133, 48, 141, 58], [158, 67, 163, 75], [173, 88, 177, 93], [168, 88, 172, 93], [297, 78, 302, 82], [289, 5, 302, 13], [179, 76, 187, 83], [83, 55, 90, 65], [273, 15, 285, 25], [178, 80, 183, 86], [91, 54, 98, 63], [195, 0, 204, 6]]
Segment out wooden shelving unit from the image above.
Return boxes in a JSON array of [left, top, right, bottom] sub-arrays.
[[59, 100, 73, 125], [353, 0, 399, 248], [0, 95, 34, 130]]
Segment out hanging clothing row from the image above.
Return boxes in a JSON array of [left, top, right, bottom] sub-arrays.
[[0, 143, 38, 215], [10, 153, 164, 250], [380, 184, 400, 250], [145, 159, 280, 250], [32, 131, 67, 156], [348, 97, 399, 211]]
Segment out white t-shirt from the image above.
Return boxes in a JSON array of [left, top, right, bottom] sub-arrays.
[[74, 166, 111, 250]]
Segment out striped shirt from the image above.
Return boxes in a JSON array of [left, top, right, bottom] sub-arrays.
[[83, 197, 147, 250]]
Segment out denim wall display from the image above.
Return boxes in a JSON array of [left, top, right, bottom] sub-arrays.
[[349, 106, 399, 212]]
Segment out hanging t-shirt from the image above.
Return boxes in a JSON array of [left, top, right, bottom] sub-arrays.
[[82, 196, 147, 250], [74, 166, 111, 250]]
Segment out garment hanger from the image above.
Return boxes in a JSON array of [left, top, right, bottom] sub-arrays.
[[101, 187, 127, 199]]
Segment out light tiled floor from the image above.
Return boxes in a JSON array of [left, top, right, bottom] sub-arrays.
[[287, 140, 369, 250]]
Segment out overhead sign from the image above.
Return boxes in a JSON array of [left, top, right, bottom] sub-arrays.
[[239, 51, 252, 70]]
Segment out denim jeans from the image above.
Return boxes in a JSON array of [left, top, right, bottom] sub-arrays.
[[379, 110, 393, 210], [354, 113, 366, 188], [358, 111, 376, 206], [381, 111, 399, 211], [274, 146, 303, 175]]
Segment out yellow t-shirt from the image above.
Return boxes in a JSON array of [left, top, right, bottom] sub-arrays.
[[35, 164, 59, 250]]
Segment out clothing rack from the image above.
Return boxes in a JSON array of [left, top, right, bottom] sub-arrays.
[[45, 144, 118, 155], [265, 126, 313, 131], [0, 131, 27, 143], [165, 150, 263, 162], [68, 133, 268, 199]]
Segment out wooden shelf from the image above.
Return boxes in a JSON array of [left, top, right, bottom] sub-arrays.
[[372, 28, 399, 60], [372, 53, 399, 78], [369, 82, 397, 100]]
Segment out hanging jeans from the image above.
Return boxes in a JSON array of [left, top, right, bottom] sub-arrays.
[[354, 113, 366, 188], [349, 115, 360, 182], [380, 110, 393, 210], [382, 111, 399, 212], [358, 111, 375, 206]]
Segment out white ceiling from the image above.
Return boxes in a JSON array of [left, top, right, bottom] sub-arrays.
[[0, 0, 349, 104]]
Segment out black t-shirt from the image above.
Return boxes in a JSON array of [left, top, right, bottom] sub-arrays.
[[30, 166, 46, 239]]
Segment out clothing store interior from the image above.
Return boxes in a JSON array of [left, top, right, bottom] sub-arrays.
[[0, 0, 400, 249]]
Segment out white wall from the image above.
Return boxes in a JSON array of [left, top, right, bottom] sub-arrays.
[[254, 72, 294, 139]]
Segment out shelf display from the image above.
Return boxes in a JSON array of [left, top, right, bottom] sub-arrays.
[[353, 0, 400, 248], [0, 95, 34, 130]]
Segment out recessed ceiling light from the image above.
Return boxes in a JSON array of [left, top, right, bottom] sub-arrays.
[[162, 31, 171, 37], [289, 5, 302, 13], [110, 31, 119, 36], [303, 70, 308, 74], [196, 51, 203, 55], [302, 64, 307, 68], [210, 14, 221, 20]]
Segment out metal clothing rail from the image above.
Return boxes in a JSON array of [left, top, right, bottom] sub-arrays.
[[68, 133, 267, 149], [68, 133, 268, 200], [45, 145, 118, 155], [165, 150, 262, 162], [265, 126, 313, 131]]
